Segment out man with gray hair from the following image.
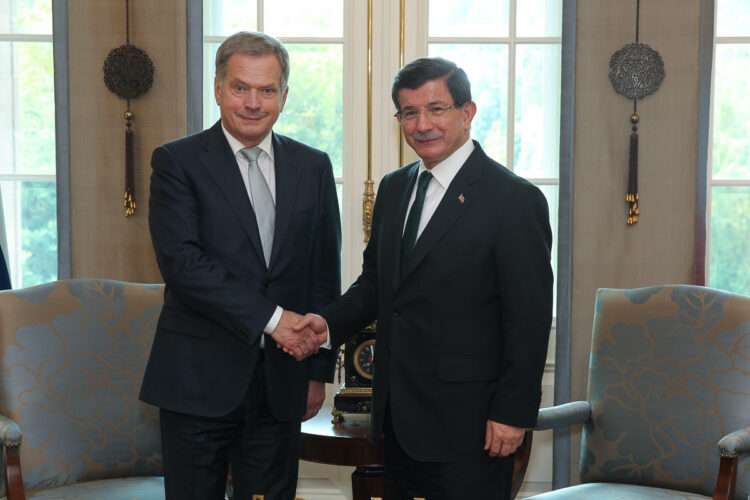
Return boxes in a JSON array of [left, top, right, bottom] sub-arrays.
[[140, 31, 341, 499]]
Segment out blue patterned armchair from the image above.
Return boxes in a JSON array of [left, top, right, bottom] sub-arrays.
[[520, 285, 750, 500], [0, 279, 165, 499]]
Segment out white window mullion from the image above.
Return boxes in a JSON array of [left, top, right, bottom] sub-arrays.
[[506, 0, 517, 172], [257, 0, 263, 32]]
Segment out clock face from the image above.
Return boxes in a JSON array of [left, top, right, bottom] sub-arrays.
[[352, 339, 376, 380]]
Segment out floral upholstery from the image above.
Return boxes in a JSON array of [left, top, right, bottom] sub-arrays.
[[524, 285, 750, 500], [9, 477, 165, 499], [0, 279, 165, 499], [525, 483, 715, 500]]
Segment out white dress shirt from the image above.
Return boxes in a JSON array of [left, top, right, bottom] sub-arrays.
[[320, 137, 476, 350], [221, 125, 282, 339], [403, 137, 475, 238]]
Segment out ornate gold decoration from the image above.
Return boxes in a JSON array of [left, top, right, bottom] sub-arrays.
[[339, 387, 373, 395], [362, 179, 375, 241], [331, 407, 345, 424], [363, 0, 374, 242], [398, 0, 405, 167]]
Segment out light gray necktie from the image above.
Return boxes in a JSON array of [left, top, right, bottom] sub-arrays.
[[240, 147, 275, 265]]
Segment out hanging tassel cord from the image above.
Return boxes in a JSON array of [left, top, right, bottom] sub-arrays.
[[124, 102, 136, 217], [125, 0, 130, 45], [627, 100, 639, 225], [122, 0, 135, 216]]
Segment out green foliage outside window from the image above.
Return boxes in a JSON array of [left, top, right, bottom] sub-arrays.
[[711, 43, 750, 296], [710, 187, 750, 296], [275, 44, 344, 178], [2, 0, 57, 288], [21, 182, 57, 286]]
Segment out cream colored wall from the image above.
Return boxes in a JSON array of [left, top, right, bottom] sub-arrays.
[[570, 0, 702, 482], [68, 0, 185, 282]]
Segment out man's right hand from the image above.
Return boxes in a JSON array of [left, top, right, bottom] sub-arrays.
[[293, 313, 329, 341], [271, 310, 323, 361]]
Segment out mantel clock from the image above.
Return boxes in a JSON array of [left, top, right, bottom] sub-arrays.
[[332, 324, 376, 422]]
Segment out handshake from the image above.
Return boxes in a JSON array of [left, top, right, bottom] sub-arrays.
[[270, 310, 329, 361]]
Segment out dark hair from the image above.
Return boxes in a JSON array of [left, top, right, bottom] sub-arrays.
[[215, 31, 290, 90], [391, 57, 471, 111]]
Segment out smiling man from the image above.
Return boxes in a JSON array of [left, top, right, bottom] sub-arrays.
[[298, 57, 553, 499], [140, 32, 341, 500]]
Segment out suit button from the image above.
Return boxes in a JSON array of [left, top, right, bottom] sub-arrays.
[[263, 280, 270, 288], [393, 308, 402, 316]]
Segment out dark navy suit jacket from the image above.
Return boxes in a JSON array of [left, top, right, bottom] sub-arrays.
[[140, 121, 341, 421], [321, 142, 553, 462]]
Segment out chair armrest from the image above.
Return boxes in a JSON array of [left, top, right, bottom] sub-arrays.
[[1, 415, 25, 500], [535, 401, 591, 431], [712, 427, 750, 500], [718, 427, 750, 457], [0, 415, 22, 447]]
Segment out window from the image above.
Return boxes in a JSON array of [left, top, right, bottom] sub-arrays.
[[0, 0, 57, 288], [202, 0, 346, 223], [427, 0, 562, 308], [709, 0, 750, 295]]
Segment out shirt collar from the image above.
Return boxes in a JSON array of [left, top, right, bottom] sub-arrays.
[[221, 122, 275, 162], [419, 137, 474, 190]]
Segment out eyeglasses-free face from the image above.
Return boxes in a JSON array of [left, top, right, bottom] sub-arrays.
[[214, 53, 288, 148], [395, 79, 476, 170]]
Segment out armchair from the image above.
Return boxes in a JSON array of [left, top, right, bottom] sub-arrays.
[[0, 279, 165, 499], [519, 285, 750, 500]]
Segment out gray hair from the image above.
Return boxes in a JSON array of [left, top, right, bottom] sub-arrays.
[[215, 31, 290, 90]]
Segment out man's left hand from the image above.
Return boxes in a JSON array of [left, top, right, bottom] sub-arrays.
[[484, 419, 526, 457], [302, 381, 326, 422]]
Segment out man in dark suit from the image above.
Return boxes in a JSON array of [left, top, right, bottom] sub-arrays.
[[298, 57, 553, 499], [139, 31, 341, 500]]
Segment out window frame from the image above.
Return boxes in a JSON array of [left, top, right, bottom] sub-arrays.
[[0, 0, 69, 287], [705, 0, 750, 292]]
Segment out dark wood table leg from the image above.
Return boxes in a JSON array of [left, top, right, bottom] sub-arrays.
[[351, 466, 385, 500]]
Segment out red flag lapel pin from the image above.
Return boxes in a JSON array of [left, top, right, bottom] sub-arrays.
[[458, 193, 465, 204]]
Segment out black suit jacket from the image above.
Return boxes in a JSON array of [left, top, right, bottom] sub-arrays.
[[321, 142, 552, 462], [140, 121, 341, 421]]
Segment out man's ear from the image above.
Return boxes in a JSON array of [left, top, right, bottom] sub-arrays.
[[279, 86, 289, 113], [463, 101, 477, 130]]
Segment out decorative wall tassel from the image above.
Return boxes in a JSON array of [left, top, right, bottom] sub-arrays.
[[103, 0, 154, 217], [608, 0, 664, 226], [124, 108, 136, 216], [627, 110, 639, 224]]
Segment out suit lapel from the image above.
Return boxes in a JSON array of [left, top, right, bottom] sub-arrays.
[[269, 133, 300, 268], [199, 122, 266, 266], [399, 148, 483, 281]]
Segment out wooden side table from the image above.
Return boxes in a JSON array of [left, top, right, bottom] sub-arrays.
[[300, 406, 384, 500]]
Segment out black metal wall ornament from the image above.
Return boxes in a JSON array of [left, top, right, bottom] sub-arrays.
[[103, 0, 154, 217], [608, 0, 665, 225]]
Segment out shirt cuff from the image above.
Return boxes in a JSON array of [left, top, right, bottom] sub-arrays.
[[263, 306, 283, 334], [315, 314, 332, 350]]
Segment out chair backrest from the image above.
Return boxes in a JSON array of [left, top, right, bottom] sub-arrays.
[[579, 285, 750, 499], [0, 279, 164, 495]]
